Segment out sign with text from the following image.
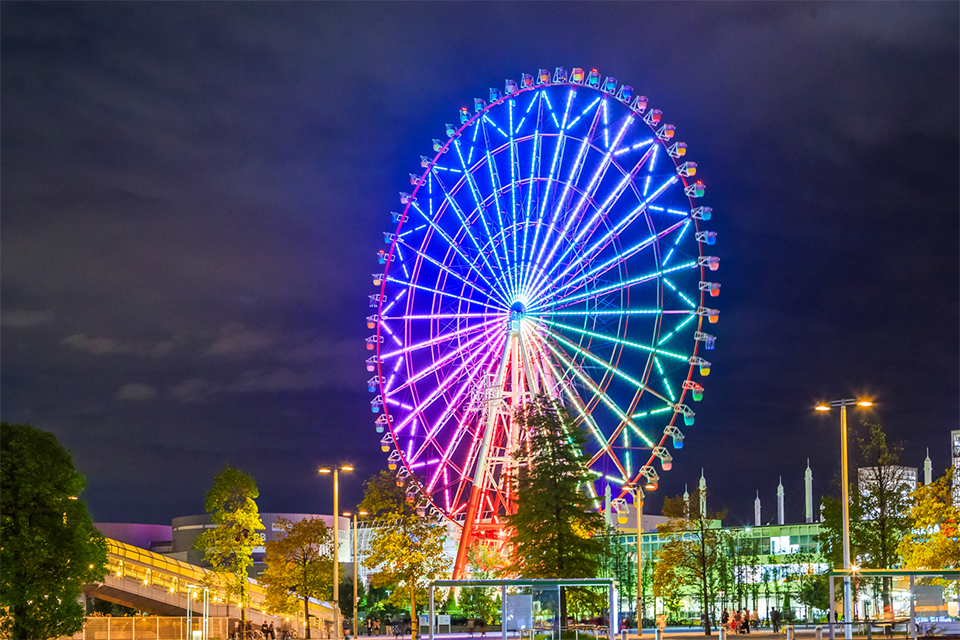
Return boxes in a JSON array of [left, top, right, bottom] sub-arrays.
[[504, 594, 533, 631]]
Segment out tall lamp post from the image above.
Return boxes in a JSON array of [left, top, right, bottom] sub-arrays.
[[815, 399, 872, 640], [344, 510, 368, 638], [320, 465, 354, 640]]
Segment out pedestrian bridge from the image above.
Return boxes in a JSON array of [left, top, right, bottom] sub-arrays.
[[85, 539, 335, 633]]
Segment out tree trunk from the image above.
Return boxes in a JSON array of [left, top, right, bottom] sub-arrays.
[[305, 595, 311, 639]]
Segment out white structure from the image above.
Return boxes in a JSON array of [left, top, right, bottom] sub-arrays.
[[777, 477, 785, 525], [805, 460, 814, 523], [754, 492, 761, 527], [699, 471, 707, 517]]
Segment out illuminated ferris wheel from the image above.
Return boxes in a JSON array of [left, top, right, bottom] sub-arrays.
[[365, 66, 720, 576]]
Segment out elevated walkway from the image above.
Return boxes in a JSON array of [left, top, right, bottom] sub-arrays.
[[86, 539, 335, 632]]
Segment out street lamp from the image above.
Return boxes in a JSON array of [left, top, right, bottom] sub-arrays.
[[320, 465, 354, 640], [343, 510, 369, 638], [815, 399, 872, 640]]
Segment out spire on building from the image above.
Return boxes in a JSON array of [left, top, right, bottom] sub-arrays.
[[805, 459, 814, 523], [777, 476, 785, 525], [604, 483, 612, 528], [754, 491, 761, 527], [924, 448, 933, 485], [699, 470, 707, 517]]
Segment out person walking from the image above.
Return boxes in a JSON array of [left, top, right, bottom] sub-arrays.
[[771, 609, 781, 634], [743, 610, 751, 635], [722, 610, 730, 632]]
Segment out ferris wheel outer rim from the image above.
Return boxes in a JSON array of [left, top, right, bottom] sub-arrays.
[[372, 73, 713, 520]]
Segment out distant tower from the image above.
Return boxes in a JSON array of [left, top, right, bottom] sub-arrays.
[[754, 491, 761, 527], [699, 470, 707, 517], [683, 484, 690, 511], [777, 477, 785, 525], [924, 449, 932, 485], [605, 484, 613, 528], [805, 459, 814, 523]]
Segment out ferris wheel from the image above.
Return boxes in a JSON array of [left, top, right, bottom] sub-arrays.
[[365, 66, 720, 576]]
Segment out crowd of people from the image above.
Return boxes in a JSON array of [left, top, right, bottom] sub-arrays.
[[719, 608, 782, 634]]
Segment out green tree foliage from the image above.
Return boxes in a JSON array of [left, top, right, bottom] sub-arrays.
[[338, 576, 366, 621], [504, 399, 604, 624], [365, 511, 449, 639], [651, 555, 685, 618], [260, 517, 335, 638], [505, 399, 604, 579], [358, 471, 415, 518], [656, 488, 726, 635], [195, 466, 264, 636], [797, 574, 831, 614], [1, 422, 108, 640], [599, 530, 635, 619], [457, 586, 496, 621], [819, 422, 912, 614], [898, 466, 960, 595]]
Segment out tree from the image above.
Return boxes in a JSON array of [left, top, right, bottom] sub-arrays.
[[1, 422, 108, 640], [505, 399, 604, 622], [358, 470, 415, 519], [364, 511, 449, 640], [651, 553, 685, 619], [819, 422, 912, 616], [898, 466, 960, 596], [457, 585, 496, 622], [260, 517, 335, 638], [656, 488, 726, 635], [194, 466, 264, 637]]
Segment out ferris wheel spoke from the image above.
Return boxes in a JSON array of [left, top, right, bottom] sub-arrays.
[[422, 179, 512, 303], [407, 200, 510, 304], [539, 316, 691, 367], [531, 259, 697, 313], [507, 99, 522, 298], [394, 329, 505, 436], [380, 312, 501, 321], [533, 180, 680, 308], [530, 90, 580, 290], [479, 117, 519, 295], [521, 95, 546, 290], [527, 330, 631, 469], [393, 237, 503, 304], [524, 89, 577, 290], [534, 144, 657, 296], [385, 275, 506, 313], [541, 217, 689, 305], [538, 328, 655, 447], [380, 317, 502, 359], [539, 323, 675, 420], [451, 139, 515, 299], [389, 323, 502, 394], [412, 333, 506, 476], [530, 112, 635, 295]]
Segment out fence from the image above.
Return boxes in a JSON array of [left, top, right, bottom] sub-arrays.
[[61, 616, 232, 640]]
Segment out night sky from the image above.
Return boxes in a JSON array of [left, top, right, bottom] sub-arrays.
[[2, 3, 958, 528]]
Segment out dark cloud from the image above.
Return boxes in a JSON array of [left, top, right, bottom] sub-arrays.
[[2, 2, 957, 525]]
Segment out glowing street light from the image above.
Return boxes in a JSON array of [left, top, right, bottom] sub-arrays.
[[320, 465, 354, 640], [815, 398, 873, 640]]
